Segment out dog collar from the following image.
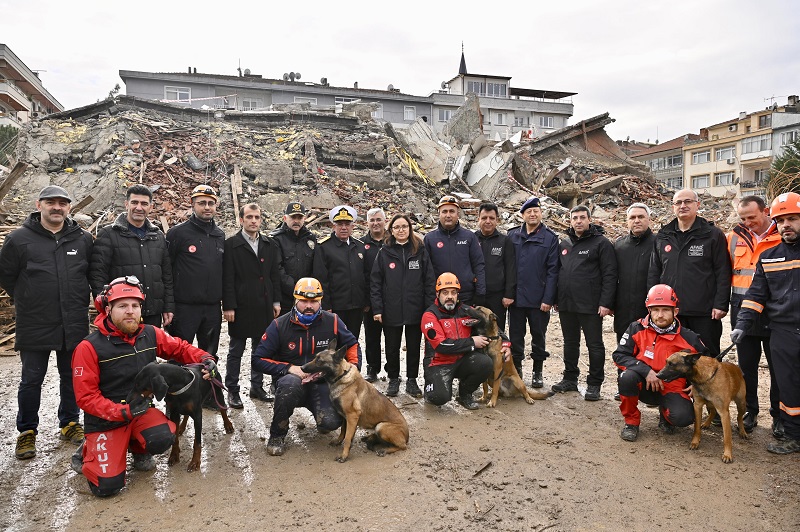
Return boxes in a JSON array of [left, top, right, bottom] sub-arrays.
[[331, 366, 351, 384], [169, 368, 196, 396], [692, 365, 719, 385]]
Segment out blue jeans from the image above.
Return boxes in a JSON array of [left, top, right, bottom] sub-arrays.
[[17, 349, 79, 432]]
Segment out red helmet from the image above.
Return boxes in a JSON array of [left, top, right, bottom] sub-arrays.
[[95, 276, 145, 312], [645, 284, 678, 308], [435, 272, 461, 292], [770, 192, 800, 219]]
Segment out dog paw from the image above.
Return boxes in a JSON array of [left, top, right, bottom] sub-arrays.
[[335, 455, 348, 463], [487, 401, 497, 408], [187, 461, 200, 472], [721, 454, 733, 463], [689, 441, 700, 450], [524, 397, 535, 405], [168, 455, 180, 467], [375, 449, 386, 457]]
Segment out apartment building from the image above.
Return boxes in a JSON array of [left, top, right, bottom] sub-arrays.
[[631, 134, 704, 190], [0, 44, 63, 128], [772, 95, 800, 160]]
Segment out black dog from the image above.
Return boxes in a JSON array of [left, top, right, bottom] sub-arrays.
[[127, 362, 234, 472]]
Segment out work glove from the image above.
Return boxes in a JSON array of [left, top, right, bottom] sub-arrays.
[[202, 357, 219, 380], [730, 329, 746, 344], [122, 393, 150, 421]]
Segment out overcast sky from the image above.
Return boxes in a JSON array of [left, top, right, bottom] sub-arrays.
[[3, 0, 798, 144]]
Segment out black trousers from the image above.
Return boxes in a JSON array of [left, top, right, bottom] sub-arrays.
[[383, 324, 422, 379], [737, 333, 780, 417], [423, 352, 493, 406], [170, 302, 222, 359], [679, 315, 722, 358], [333, 308, 363, 341], [559, 311, 606, 386], [618, 369, 694, 427], [224, 336, 264, 393], [509, 306, 551, 365], [270, 374, 342, 438], [483, 291, 508, 332], [769, 328, 800, 440], [362, 311, 384, 372]]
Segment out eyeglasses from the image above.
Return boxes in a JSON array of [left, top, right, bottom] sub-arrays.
[[392, 225, 410, 231], [673, 199, 697, 206]]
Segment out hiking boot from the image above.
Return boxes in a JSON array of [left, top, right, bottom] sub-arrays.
[[659, 413, 677, 435], [457, 393, 480, 410], [15, 430, 36, 460], [772, 418, 786, 440], [613, 392, 621, 401], [742, 411, 757, 434], [71, 441, 84, 475], [267, 436, 286, 456], [250, 386, 274, 403], [766, 438, 800, 455], [551, 379, 578, 393], [405, 379, 423, 398], [620, 424, 639, 442], [60, 422, 85, 445], [386, 378, 400, 397], [132, 453, 156, 471], [531, 372, 544, 388], [584, 385, 601, 401], [228, 391, 244, 409], [364, 366, 378, 383]]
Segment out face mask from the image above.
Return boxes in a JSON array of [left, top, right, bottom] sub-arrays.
[[295, 306, 321, 325]]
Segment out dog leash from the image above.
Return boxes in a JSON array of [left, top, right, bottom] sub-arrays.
[[186, 362, 229, 410], [715, 343, 735, 362]]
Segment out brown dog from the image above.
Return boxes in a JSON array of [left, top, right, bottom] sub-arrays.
[[301, 339, 409, 462], [465, 306, 554, 408], [656, 350, 747, 463]]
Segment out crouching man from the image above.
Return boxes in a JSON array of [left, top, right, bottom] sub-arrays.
[[613, 284, 709, 441], [72, 276, 216, 496], [252, 278, 361, 456], [421, 273, 496, 410]]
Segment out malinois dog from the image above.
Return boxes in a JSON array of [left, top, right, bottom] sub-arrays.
[[465, 306, 554, 408], [656, 350, 747, 463], [301, 339, 409, 462]]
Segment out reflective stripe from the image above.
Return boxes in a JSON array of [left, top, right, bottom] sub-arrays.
[[779, 401, 800, 417], [731, 286, 749, 295], [733, 268, 756, 276], [741, 300, 764, 313], [763, 259, 800, 273], [728, 234, 738, 262]]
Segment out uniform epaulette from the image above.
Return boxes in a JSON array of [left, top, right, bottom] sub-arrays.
[[318, 234, 331, 244]]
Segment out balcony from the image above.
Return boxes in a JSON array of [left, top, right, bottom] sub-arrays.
[[0, 111, 23, 128], [0, 80, 32, 111]]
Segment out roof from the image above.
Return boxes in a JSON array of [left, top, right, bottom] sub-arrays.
[[631, 133, 705, 158], [509, 88, 577, 100]]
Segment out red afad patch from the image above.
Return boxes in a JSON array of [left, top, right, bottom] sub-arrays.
[[437, 241, 444, 248], [562, 249, 568, 255], [188, 245, 197, 253], [365, 244, 370, 249], [664, 244, 672, 252], [288, 342, 296, 350], [262, 332, 267, 340], [389, 262, 396, 269], [73, 367, 83, 377]]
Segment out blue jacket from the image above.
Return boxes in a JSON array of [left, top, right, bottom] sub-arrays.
[[507, 222, 560, 308], [423, 222, 486, 300]]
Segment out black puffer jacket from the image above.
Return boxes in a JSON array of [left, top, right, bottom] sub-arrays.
[[166, 215, 225, 305], [0, 213, 93, 351], [89, 213, 173, 317], [270, 223, 317, 310], [557, 224, 618, 313], [370, 238, 435, 326]]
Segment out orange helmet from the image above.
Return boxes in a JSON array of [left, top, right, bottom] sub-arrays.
[[191, 184, 218, 201], [95, 275, 146, 312], [435, 272, 461, 292], [293, 277, 323, 301], [770, 192, 800, 219], [645, 284, 678, 308]]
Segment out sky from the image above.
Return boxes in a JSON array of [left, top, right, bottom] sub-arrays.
[[3, 0, 798, 144]]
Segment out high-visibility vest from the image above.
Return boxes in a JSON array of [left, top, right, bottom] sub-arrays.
[[727, 223, 782, 296]]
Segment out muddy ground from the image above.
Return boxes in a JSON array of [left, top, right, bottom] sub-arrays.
[[0, 314, 797, 532]]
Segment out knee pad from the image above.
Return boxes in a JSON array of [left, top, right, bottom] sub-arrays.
[[142, 425, 175, 455], [89, 473, 125, 497], [617, 370, 642, 396]]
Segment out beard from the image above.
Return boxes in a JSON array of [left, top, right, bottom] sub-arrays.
[[116, 319, 140, 335], [443, 301, 456, 311]]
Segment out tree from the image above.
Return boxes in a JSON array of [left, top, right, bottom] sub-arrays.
[[0, 124, 18, 167], [767, 136, 800, 197]]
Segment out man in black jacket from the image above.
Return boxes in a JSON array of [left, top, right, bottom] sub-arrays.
[[312, 205, 367, 339], [553, 206, 617, 401], [475, 203, 516, 332], [0, 186, 93, 460], [166, 185, 225, 359], [222, 203, 282, 407], [89, 184, 173, 327], [362, 207, 386, 383], [271, 202, 317, 316], [648, 189, 731, 357], [614, 203, 655, 342]]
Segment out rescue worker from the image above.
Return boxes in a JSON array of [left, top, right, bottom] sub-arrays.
[[362, 207, 387, 383], [252, 278, 361, 457], [613, 284, 708, 442], [726, 196, 782, 436], [423, 195, 486, 306], [71, 276, 217, 496], [733, 192, 800, 454], [421, 273, 499, 410], [271, 201, 317, 316], [312, 205, 367, 339], [475, 202, 516, 332]]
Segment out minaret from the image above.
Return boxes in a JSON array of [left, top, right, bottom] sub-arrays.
[[459, 42, 467, 75]]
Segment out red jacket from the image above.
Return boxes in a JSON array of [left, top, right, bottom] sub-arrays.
[[421, 301, 509, 366], [72, 313, 207, 432]]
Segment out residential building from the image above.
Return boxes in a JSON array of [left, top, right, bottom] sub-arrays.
[[0, 44, 63, 128], [631, 134, 704, 190], [615, 139, 657, 157], [772, 95, 800, 160], [120, 51, 575, 140]]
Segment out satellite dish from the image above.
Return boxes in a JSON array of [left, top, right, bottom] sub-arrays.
[[283, 73, 290, 81], [320, 77, 328, 85], [441, 81, 448, 89], [244, 68, 251, 76], [388, 84, 394, 91], [295, 72, 301, 80], [354, 81, 358, 89], [289, 72, 296, 81]]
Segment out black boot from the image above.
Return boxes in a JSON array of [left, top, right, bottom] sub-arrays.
[[531, 359, 544, 388]]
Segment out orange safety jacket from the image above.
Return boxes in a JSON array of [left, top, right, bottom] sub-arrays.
[[727, 222, 781, 297]]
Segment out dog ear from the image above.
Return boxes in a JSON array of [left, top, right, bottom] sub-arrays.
[[151, 374, 169, 401], [333, 345, 347, 362], [684, 353, 702, 365], [328, 338, 337, 352]]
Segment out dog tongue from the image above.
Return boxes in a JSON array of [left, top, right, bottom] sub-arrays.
[[301, 372, 323, 384]]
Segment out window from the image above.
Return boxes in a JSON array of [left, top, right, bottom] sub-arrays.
[[514, 116, 526, 127], [742, 134, 771, 154], [715, 146, 736, 161], [404, 106, 416, 121], [438, 109, 452, 122], [164, 86, 191, 103], [293, 97, 317, 104], [754, 168, 768, 184], [666, 176, 683, 189], [241, 98, 262, 111], [666, 154, 683, 167], [692, 174, 710, 188], [539, 116, 554, 128], [466, 81, 484, 95], [486, 83, 507, 98], [691, 150, 710, 164], [496, 113, 505, 125], [335, 97, 360, 104], [371, 104, 383, 119], [780, 130, 799, 146], [715, 172, 735, 186], [649, 158, 665, 170], [758, 114, 772, 128]]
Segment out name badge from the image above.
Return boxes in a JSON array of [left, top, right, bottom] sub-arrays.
[[644, 349, 655, 360]]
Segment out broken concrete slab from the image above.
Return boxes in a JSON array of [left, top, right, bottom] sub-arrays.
[[442, 93, 483, 146]]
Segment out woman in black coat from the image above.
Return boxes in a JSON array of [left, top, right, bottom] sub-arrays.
[[371, 213, 435, 398]]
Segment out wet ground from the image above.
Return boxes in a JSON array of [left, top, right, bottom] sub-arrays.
[[0, 315, 797, 531]]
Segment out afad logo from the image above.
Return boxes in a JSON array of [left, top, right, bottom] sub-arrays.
[[261, 332, 267, 340], [664, 244, 672, 252], [561, 249, 568, 255], [288, 342, 296, 350], [188, 245, 197, 253], [389, 262, 396, 269], [437, 241, 444, 248]]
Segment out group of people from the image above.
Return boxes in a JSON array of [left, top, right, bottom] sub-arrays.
[[2, 182, 799, 497]]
